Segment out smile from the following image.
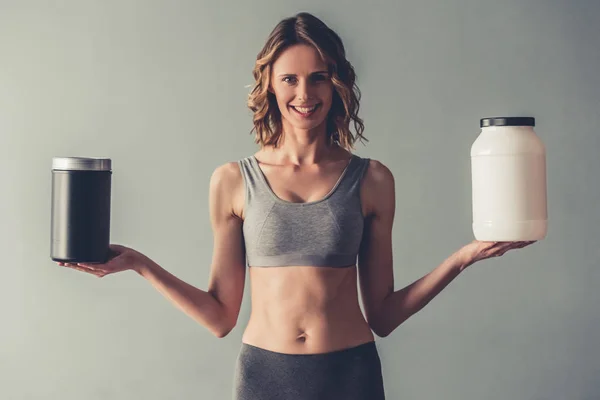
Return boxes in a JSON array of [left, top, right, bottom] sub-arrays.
[[290, 104, 320, 117]]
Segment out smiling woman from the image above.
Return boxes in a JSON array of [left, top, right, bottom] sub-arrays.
[[56, 10, 537, 400], [247, 12, 367, 151], [271, 46, 332, 123]]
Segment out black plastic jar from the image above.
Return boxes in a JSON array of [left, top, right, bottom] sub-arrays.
[[51, 157, 112, 263]]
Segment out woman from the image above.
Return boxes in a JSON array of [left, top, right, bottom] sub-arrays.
[[57, 12, 535, 400]]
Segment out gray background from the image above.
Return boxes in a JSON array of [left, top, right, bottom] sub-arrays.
[[1, 0, 598, 399]]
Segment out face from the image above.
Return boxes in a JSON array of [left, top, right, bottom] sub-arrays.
[[269, 44, 333, 133]]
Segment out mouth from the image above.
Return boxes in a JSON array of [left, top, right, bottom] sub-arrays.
[[289, 103, 321, 118]]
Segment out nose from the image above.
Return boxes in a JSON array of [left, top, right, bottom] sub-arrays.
[[295, 79, 313, 102]]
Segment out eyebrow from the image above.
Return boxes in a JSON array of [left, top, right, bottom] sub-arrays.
[[277, 71, 329, 77]]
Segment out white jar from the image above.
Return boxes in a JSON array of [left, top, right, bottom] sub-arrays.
[[470, 117, 547, 241]]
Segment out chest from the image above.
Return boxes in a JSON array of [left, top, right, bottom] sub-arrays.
[[258, 161, 350, 204], [234, 155, 373, 221]]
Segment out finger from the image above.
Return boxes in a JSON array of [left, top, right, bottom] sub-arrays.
[[490, 242, 515, 257], [509, 241, 535, 249], [76, 263, 106, 273], [518, 241, 536, 249], [484, 250, 502, 259], [495, 242, 514, 253], [59, 262, 80, 267], [69, 263, 93, 272], [497, 241, 535, 255], [77, 262, 101, 269], [484, 242, 506, 257], [495, 242, 521, 254], [491, 241, 511, 250], [77, 263, 111, 277], [78, 262, 114, 274], [480, 241, 500, 252], [65, 264, 104, 277], [500, 241, 524, 250]]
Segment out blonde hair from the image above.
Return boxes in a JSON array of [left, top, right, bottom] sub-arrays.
[[247, 12, 367, 151]]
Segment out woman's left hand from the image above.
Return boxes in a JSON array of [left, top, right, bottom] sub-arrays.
[[454, 240, 537, 270]]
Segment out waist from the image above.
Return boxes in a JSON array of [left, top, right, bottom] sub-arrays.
[[242, 310, 375, 354], [242, 295, 374, 354], [243, 264, 374, 354]]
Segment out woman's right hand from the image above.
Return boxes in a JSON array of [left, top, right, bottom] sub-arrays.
[[57, 244, 148, 278]]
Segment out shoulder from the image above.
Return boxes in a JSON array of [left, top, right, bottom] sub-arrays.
[[359, 157, 395, 217], [209, 159, 246, 220], [360, 157, 394, 188], [210, 160, 244, 189]]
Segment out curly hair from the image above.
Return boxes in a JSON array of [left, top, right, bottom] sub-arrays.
[[247, 12, 367, 151]]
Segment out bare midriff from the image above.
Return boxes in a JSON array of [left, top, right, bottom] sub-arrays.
[[241, 264, 375, 355]]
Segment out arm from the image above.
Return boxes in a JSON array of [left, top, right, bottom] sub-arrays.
[[135, 162, 247, 338], [357, 160, 466, 338]]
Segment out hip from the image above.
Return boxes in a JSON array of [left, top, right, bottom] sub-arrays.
[[233, 340, 385, 400]]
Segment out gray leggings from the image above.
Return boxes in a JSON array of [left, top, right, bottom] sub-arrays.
[[233, 341, 385, 400]]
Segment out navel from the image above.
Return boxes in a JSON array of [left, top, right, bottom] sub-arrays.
[[296, 332, 308, 343]]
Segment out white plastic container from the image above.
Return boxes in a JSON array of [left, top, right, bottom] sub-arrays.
[[471, 117, 547, 241]]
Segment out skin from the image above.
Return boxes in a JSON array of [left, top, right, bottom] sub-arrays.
[[57, 44, 536, 353]]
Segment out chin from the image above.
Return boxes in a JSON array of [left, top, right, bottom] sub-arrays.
[[284, 109, 330, 132], [287, 119, 327, 132]]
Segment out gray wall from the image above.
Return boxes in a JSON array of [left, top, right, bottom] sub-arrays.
[[1, 1, 598, 399]]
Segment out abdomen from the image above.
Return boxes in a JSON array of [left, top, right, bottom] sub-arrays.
[[242, 265, 375, 354]]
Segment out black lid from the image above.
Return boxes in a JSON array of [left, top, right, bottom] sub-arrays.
[[480, 117, 535, 128]]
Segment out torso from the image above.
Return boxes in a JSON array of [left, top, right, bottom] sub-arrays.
[[231, 147, 376, 355]]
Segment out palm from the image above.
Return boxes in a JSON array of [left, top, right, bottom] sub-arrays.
[[459, 240, 536, 268], [57, 244, 139, 278]]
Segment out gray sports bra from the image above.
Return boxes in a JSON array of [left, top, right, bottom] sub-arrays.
[[237, 154, 370, 268]]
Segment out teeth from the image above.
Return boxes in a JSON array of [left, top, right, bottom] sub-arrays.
[[293, 105, 317, 113]]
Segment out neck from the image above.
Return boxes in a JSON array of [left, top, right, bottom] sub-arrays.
[[267, 120, 337, 165]]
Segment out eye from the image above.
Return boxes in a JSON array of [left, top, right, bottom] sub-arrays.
[[282, 76, 297, 84], [312, 75, 328, 83]]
